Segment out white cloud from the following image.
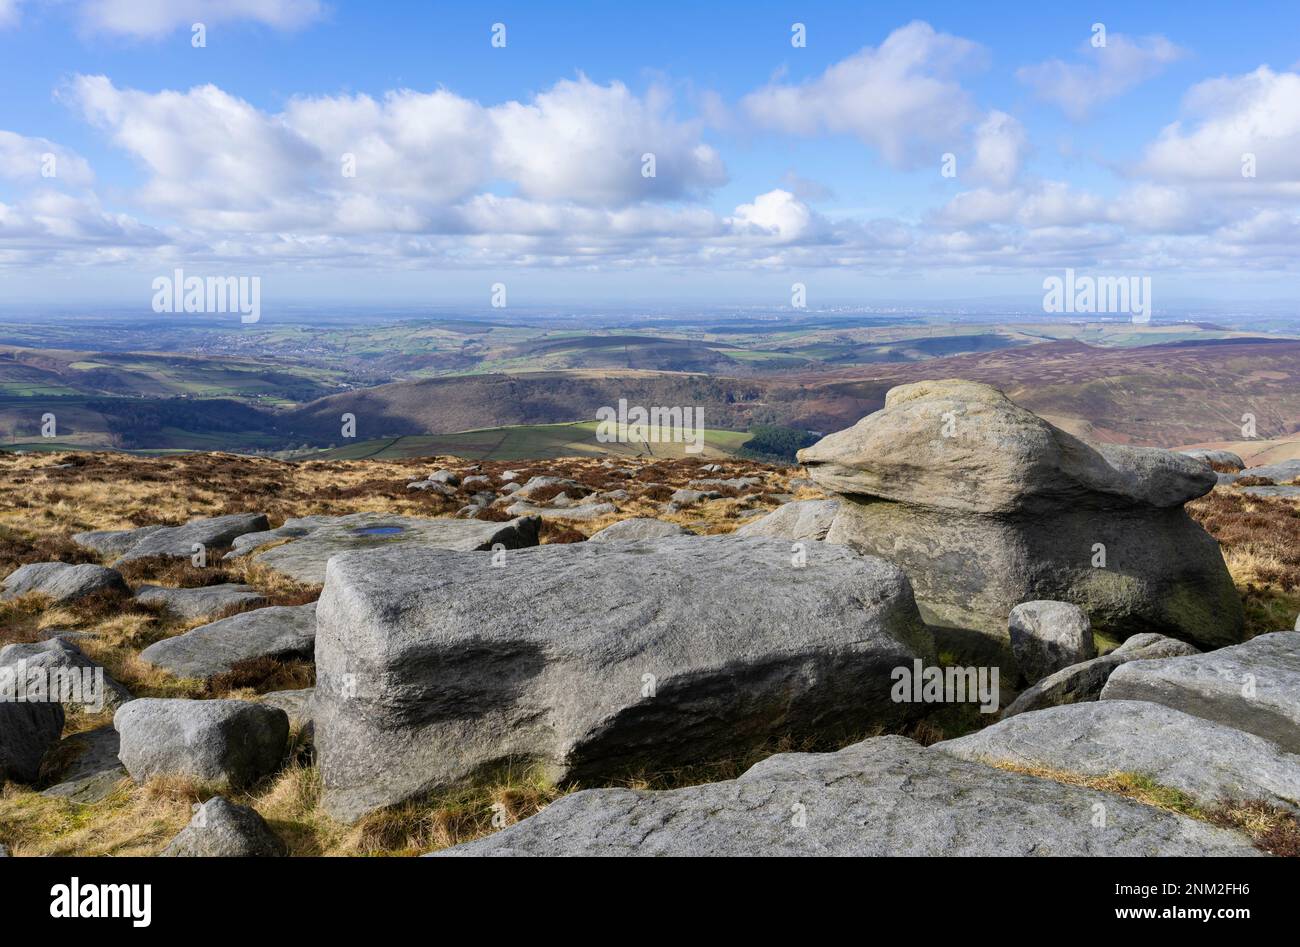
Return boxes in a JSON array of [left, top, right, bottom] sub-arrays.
[[1018, 34, 1185, 120], [968, 111, 1027, 188], [728, 190, 819, 243], [742, 21, 984, 167], [9, 58, 1300, 279], [490, 78, 725, 205], [934, 179, 1208, 234], [1141, 67, 1300, 192], [78, 0, 323, 38], [65, 74, 728, 235], [0, 131, 95, 186], [0, 190, 161, 248]]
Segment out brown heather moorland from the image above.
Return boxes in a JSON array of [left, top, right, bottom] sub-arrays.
[[1, 448, 1297, 856]]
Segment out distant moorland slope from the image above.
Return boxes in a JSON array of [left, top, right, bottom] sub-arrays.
[[2, 336, 1298, 454]]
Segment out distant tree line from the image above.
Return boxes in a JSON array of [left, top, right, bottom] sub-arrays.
[[738, 425, 818, 464]]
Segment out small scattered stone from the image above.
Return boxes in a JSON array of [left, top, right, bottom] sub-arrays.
[[1008, 601, 1095, 685], [161, 797, 285, 857]]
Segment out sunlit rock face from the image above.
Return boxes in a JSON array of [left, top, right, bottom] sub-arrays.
[[799, 379, 1243, 649]]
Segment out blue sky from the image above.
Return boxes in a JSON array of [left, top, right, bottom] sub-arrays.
[[2, 0, 1300, 309]]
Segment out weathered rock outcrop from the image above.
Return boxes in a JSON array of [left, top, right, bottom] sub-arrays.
[[937, 700, 1300, 812], [0, 638, 131, 712], [798, 380, 1243, 648], [587, 518, 693, 542], [114, 699, 288, 790], [68, 525, 166, 558], [504, 500, 616, 522], [1000, 633, 1199, 718], [734, 499, 839, 541], [1180, 449, 1245, 472], [226, 512, 540, 584], [1101, 630, 1300, 753], [434, 736, 1258, 856], [1008, 600, 1094, 685], [161, 797, 285, 857], [314, 536, 932, 822], [139, 603, 317, 679], [1237, 458, 1300, 483], [77, 513, 270, 563], [134, 584, 267, 621], [1, 562, 129, 605]]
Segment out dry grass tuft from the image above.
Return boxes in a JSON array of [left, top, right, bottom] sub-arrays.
[[207, 656, 315, 698], [1207, 800, 1300, 857], [1188, 487, 1300, 636], [538, 522, 587, 544], [980, 760, 1297, 856]]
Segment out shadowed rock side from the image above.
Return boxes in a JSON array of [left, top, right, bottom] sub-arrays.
[[313, 535, 933, 822], [798, 379, 1243, 648], [433, 736, 1260, 857]]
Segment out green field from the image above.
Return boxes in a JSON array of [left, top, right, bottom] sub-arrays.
[[306, 421, 752, 461]]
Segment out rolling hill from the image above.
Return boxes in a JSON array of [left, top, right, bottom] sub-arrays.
[[2, 336, 1298, 455]]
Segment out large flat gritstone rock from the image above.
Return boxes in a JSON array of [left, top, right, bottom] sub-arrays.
[[114, 698, 289, 790], [432, 735, 1258, 856], [1101, 631, 1300, 753], [1238, 459, 1300, 482], [798, 380, 1242, 648], [102, 514, 270, 563], [315, 536, 933, 822], [139, 603, 317, 679], [40, 725, 128, 804], [734, 499, 840, 541], [1, 562, 129, 605], [0, 638, 131, 712], [504, 500, 617, 521], [134, 583, 267, 621], [69, 525, 167, 557], [587, 518, 693, 543], [228, 512, 541, 584], [936, 700, 1300, 812], [1180, 449, 1245, 472]]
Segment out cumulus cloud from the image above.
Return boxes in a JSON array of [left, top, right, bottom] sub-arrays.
[[1017, 34, 1185, 120], [8, 54, 1300, 279], [0, 190, 162, 251], [742, 21, 984, 168], [65, 74, 728, 234], [933, 179, 1210, 234], [728, 190, 820, 243], [77, 0, 323, 38], [0, 131, 95, 186], [968, 111, 1027, 188], [489, 79, 725, 205], [1140, 67, 1300, 193]]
